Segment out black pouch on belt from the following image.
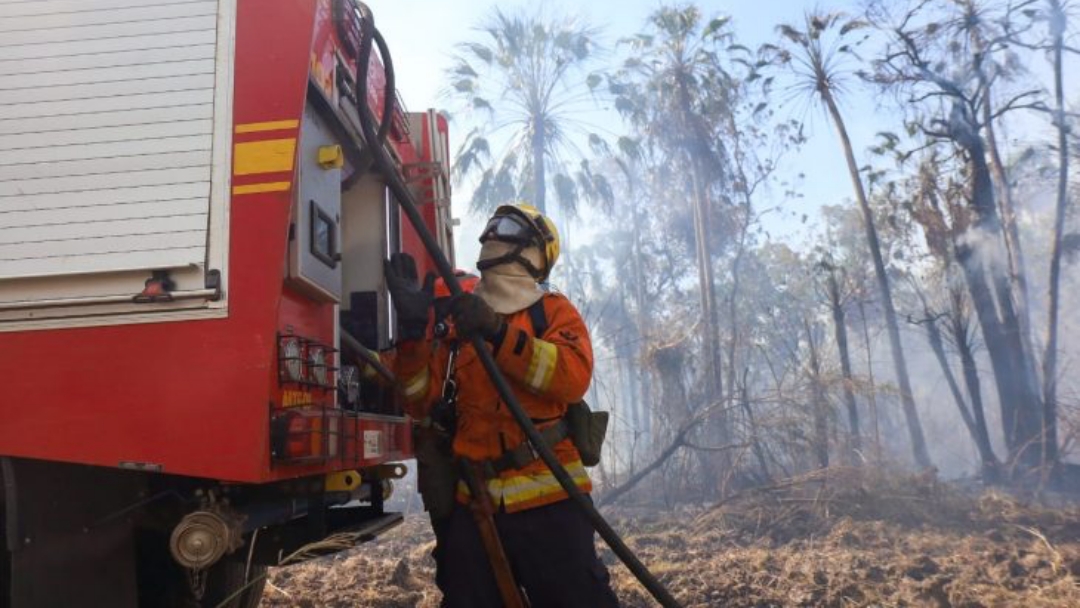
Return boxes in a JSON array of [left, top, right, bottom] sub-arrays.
[[414, 422, 458, 520], [565, 400, 609, 467], [414, 344, 462, 520]]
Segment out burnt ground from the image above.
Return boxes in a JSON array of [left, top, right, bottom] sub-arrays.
[[260, 469, 1080, 607]]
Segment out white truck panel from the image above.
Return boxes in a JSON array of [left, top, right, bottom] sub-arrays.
[[0, 182, 209, 213], [0, 247, 206, 281], [3, 57, 216, 92], [0, 104, 214, 137], [0, 28, 218, 61], [0, 119, 214, 150], [0, 0, 235, 327], [0, 150, 211, 181], [0, 42, 216, 77], [0, 135, 212, 165], [3, 197, 207, 228], [0, 73, 216, 106], [0, 89, 213, 120], [0, 1, 218, 29], [0, 0, 213, 17], [0, 14, 218, 47], [0, 166, 212, 199], [1, 212, 209, 248]]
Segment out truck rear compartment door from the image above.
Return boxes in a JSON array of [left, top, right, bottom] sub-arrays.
[[0, 0, 235, 329]]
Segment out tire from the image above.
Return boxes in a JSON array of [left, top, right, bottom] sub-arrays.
[[198, 561, 267, 608], [136, 532, 266, 608]]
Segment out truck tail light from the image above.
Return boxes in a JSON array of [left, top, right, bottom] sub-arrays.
[[270, 411, 307, 460], [270, 409, 341, 462]]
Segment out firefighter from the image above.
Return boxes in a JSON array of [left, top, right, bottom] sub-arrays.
[[385, 203, 619, 608]]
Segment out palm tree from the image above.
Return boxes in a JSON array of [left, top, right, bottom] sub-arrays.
[[609, 7, 735, 409], [609, 7, 752, 496], [777, 13, 932, 469], [446, 7, 609, 216]]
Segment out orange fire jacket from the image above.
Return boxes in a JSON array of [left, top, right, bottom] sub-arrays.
[[394, 292, 593, 512]]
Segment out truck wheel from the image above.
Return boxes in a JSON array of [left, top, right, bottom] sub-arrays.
[[137, 532, 266, 608], [198, 561, 268, 608]]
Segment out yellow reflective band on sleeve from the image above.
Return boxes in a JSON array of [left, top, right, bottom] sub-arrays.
[[525, 339, 558, 393], [404, 368, 430, 400]]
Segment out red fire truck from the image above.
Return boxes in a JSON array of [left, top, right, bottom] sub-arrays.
[[0, 1, 451, 605]]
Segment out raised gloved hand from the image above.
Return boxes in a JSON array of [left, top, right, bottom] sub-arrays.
[[384, 253, 435, 341], [449, 293, 505, 342]]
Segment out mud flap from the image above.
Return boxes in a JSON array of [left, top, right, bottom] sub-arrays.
[[3, 458, 145, 608]]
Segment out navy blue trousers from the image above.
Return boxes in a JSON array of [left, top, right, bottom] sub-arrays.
[[433, 497, 620, 608]]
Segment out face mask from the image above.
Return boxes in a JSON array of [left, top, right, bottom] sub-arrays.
[[473, 241, 544, 314], [476, 241, 543, 276]]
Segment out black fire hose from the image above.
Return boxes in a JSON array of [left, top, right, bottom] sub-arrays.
[[352, 5, 680, 607], [340, 328, 396, 384]]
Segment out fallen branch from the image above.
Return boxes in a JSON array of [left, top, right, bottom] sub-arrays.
[[596, 400, 733, 507], [596, 429, 688, 508], [683, 441, 750, 453]]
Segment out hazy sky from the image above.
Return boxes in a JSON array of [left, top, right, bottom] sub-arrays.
[[372, 0, 1072, 267]]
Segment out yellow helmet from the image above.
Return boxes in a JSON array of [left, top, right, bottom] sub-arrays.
[[478, 203, 560, 282]]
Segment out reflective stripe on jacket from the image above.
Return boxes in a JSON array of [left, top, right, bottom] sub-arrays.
[[394, 292, 593, 513]]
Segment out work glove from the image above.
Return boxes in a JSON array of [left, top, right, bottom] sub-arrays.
[[449, 293, 505, 343], [384, 253, 436, 341]]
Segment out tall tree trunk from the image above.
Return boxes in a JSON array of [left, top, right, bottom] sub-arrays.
[[726, 214, 749, 403], [630, 206, 654, 441], [531, 116, 547, 215], [677, 71, 725, 493], [982, 100, 1038, 355], [949, 285, 999, 482], [966, 1, 1038, 394], [689, 161, 725, 497], [915, 286, 999, 473], [689, 163, 723, 401], [675, 79, 723, 407], [822, 89, 931, 468], [805, 318, 829, 469], [740, 367, 772, 482], [726, 111, 755, 401], [1041, 0, 1068, 470], [618, 280, 641, 434], [826, 267, 861, 456], [955, 135, 1045, 469], [858, 297, 882, 462]]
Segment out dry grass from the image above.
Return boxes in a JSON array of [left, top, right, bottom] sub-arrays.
[[261, 469, 1080, 607]]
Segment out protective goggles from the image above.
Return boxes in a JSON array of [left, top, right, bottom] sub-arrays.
[[478, 213, 540, 245]]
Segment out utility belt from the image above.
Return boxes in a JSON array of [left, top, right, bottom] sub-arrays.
[[481, 418, 570, 478], [416, 405, 606, 518], [480, 401, 607, 477]]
